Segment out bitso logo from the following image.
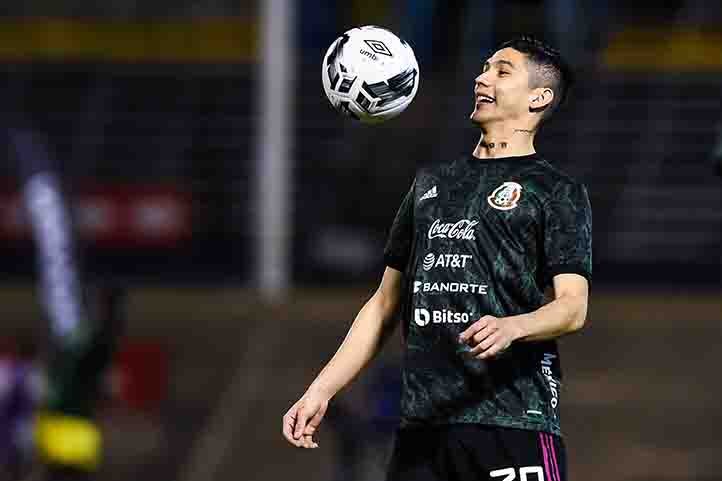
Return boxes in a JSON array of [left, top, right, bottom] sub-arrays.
[[427, 219, 478, 240], [422, 252, 472, 271], [414, 308, 430, 326], [487, 182, 523, 211], [363, 39, 393, 57], [414, 308, 471, 327]]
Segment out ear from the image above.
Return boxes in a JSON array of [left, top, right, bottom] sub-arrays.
[[529, 87, 554, 111]]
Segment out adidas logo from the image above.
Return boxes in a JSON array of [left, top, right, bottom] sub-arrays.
[[420, 186, 438, 201]]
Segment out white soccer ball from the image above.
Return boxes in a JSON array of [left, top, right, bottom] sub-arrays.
[[322, 25, 420, 124]]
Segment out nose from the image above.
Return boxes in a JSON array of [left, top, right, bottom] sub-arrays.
[[475, 73, 490, 89]]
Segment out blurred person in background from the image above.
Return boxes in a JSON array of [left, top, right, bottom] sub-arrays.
[[283, 35, 591, 481], [325, 361, 401, 481], [7, 128, 118, 481], [0, 337, 38, 480]]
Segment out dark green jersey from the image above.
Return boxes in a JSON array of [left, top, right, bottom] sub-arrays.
[[384, 153, 592, 436]]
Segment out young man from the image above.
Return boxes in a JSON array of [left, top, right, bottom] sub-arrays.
[[283, 35, 591, 481]]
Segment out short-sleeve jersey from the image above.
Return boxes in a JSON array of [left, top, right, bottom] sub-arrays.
[[383, 153, 592, 436]]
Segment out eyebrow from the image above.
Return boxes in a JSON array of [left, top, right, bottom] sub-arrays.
[[484, 59, 516, 69]]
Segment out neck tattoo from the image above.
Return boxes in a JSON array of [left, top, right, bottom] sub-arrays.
[[481, 141, 509, 150]]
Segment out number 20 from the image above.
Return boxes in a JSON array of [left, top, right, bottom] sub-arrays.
[[490, 466, 545, 481]]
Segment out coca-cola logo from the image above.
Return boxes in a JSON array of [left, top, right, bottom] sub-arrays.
[[427, 219, 478, 240]]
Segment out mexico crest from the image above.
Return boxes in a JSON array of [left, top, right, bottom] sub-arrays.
[[487, 182, 523, 211]]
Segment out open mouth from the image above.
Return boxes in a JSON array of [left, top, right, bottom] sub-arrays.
[[476, 93, 495, 105]]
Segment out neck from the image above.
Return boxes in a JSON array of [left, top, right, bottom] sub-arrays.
[[472, 124, 536, 159]]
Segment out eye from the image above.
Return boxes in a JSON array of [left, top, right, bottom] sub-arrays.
[[499, 71, 510, 76]]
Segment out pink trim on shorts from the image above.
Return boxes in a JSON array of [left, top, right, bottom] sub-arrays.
[[539, 433, 554, 481], [546, 433, 562, 481]]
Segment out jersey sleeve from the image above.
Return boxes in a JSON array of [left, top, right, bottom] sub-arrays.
[[383, 179, 415, 272], [540, 181, 592, 287]]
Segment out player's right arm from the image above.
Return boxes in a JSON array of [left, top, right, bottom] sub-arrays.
[[282, 266, 404, 449]]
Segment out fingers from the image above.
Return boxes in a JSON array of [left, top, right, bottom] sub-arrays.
[[299, 402, 326, 448], [283, 403, 302, 447], [301, 434, 319, 449], [460, 316, 496, 349], [459, 316, 497, 344], [471, 324, 495, 346], [458, 316, 491, 343], [473, 336, 508, 359], [282, 404, 301, 446], [478, 342, 506, 359], [293, 404, 309, 440], [459, 315, 513, 360], [304, 402, 327, 436], [282, 400, 322, 449], [467, 331, 499, 357], [466, 331, 512, 360]]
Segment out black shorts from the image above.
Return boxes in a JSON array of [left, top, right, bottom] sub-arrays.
[[386, 424, 566, 481]]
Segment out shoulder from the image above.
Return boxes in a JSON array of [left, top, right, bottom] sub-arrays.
[[532, 157, 583, 186], [415, 156, 467, 181], [525, 157, 589, 201]]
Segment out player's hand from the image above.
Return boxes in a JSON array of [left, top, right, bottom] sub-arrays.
[[282, 389, 330, 449], [458, 315, 523, 360]]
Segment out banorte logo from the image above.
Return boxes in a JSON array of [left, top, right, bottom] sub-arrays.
[[427, 219, 478, 241]]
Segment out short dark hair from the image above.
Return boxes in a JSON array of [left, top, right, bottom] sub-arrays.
[[498, 35, 574, 123]]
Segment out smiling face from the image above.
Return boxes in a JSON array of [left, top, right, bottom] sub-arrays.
[[470, 47, 551, 128]]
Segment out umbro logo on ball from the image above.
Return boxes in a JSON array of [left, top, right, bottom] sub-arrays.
[[323, 26, 419, 123], [364, 39, 393, 57]]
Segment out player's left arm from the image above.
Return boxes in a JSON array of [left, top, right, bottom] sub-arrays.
[[459, 273, 587, 359], [461, 180, 592, 360], [459, 273, 588, 359]]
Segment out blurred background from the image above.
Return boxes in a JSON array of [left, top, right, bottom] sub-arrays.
[[1, 1, 721, 480]]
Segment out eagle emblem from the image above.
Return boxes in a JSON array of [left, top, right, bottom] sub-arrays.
[[487, 182, 523, 211]]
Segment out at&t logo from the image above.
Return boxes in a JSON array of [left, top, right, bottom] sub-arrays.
[[422, 252, 472, 271]]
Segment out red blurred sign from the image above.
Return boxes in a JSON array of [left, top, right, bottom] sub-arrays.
[[111, 340, 169, 412], [0, 184, 192, 248]]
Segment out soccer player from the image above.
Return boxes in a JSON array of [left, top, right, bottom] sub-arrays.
[[283, 35, 591, 481]]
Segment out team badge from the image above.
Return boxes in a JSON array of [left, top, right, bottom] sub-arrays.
[[487, 182, 523, 211]]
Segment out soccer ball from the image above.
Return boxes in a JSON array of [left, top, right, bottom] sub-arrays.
[[322, 25, 420, 124]]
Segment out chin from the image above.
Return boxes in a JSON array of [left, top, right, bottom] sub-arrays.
[[469, 110, 489, 126]]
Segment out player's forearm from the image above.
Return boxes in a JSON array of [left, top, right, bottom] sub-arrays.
[[307, 289, 398, 399], [511, 293, 588, 342]]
